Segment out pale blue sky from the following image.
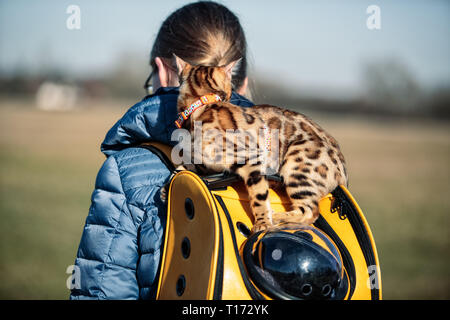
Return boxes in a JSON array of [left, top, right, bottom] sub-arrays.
[[0, 0, 449, 96]]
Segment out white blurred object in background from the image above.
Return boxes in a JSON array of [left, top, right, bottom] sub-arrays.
[[35, 81, 80, 111]]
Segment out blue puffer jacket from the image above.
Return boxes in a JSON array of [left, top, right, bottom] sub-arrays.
[[70, 87, 253, 299]]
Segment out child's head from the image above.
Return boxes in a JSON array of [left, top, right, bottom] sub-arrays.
[[147, 1, 248, 94]]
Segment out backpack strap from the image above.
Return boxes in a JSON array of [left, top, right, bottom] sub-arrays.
[[138, 141, 176, 173]]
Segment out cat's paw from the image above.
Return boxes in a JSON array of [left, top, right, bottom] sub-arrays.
[[251, 221, 271, 234], [160, 183, 169, 203], [272, 211, 318, 226]]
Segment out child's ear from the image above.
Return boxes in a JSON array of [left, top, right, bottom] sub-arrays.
[[221, 58, 242, 79], [173, 54, 191, 76]]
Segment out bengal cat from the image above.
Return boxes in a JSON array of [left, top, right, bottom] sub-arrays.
[[164, 56, 348, 233]]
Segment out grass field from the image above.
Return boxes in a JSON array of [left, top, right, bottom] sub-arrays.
[[0, 99, 449, 299]]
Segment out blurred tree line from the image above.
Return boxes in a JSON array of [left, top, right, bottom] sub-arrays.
[[0, 51, 148, 102], [252, 58, 450, 119], [0, 52, 449, 119]]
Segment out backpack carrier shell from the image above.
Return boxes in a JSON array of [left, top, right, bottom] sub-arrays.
[[140, 142, 382, 300]]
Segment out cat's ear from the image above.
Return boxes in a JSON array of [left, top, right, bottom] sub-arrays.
[[173, 54, 191, 76], [221, 58, 242, 79]]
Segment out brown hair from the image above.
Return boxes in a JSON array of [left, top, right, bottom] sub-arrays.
[[147, 1, 248, 92]]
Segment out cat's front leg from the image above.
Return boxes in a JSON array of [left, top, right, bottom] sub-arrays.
[[236, 166, 274, 233]]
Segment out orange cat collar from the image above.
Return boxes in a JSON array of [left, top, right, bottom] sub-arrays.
[[175, 94, 222, 128]]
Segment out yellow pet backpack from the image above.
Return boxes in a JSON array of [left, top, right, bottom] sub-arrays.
[[141, 142, 382, 300]]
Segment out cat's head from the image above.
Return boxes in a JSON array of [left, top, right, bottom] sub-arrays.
[[174, 55, 239, 103]]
